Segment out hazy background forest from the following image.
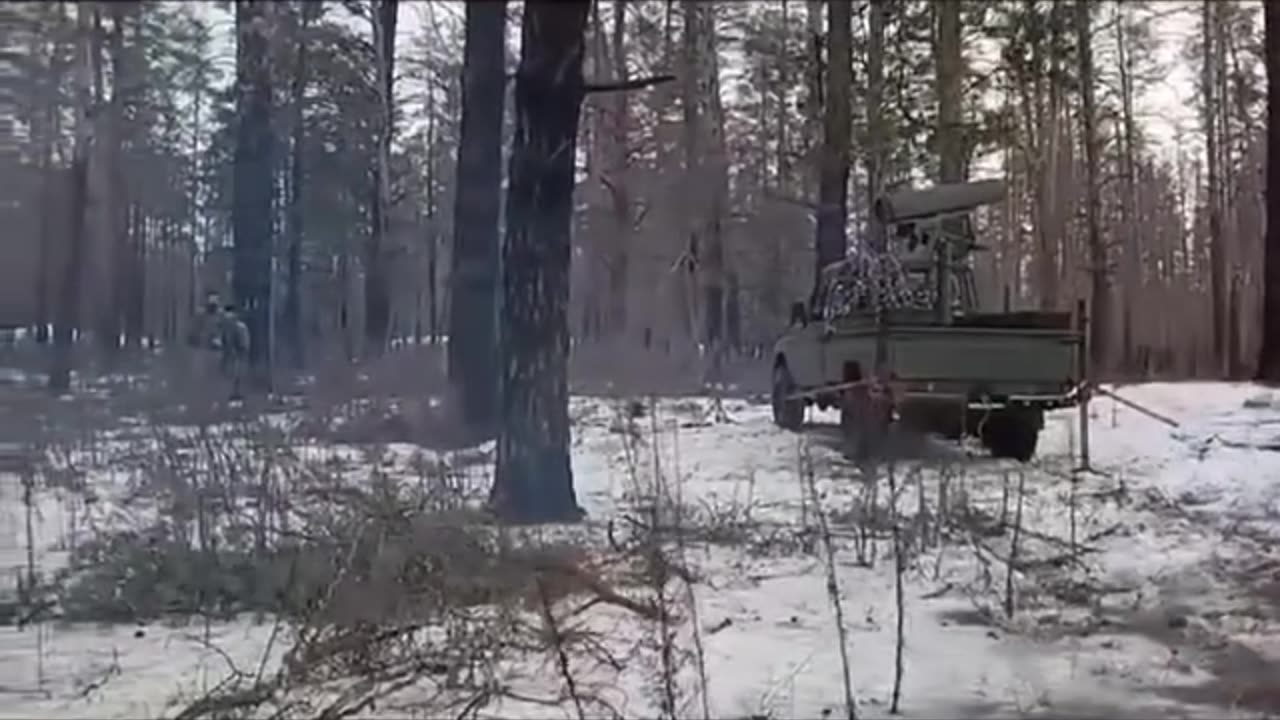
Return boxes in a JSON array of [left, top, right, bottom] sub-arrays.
[[0, 0, 1267, 392]]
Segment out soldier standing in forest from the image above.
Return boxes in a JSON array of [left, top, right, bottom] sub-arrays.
[[216, 304, 250, 401], [187, 295, 249, 401], [188, 294, 223, 373]]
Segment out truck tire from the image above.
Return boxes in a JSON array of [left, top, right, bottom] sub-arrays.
[[772, 363, 805, 430], [980, 408, 1042, 462]]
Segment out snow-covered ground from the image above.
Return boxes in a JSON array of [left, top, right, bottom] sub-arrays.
[[2, 383, 1280, 719]]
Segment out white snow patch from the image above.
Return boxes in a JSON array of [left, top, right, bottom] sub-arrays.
[[1, 382, 1279, 718]]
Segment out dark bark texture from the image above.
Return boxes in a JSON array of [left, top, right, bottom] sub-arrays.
[[364, 0, 397, 356], [283, 4, 316, 370], [491, 0, 590, 524], [1077, 0, 1108, 369], [814, 0, 850, 277], [1258, 1, 1280, 381], [232, 0, 275, 387], [448, 0, 507, 434], [50, 162, 87, 393]]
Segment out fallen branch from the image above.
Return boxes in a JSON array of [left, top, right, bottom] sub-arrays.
[[506, 71, 677, 94], [584, 73, 676, 94]]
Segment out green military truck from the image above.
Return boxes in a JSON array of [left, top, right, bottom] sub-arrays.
[[771, 179, 1084, 461]]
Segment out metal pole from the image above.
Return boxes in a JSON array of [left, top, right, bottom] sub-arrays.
[[1075, 298, 1091, 470]]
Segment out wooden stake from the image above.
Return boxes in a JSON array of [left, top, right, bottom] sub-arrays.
[[1076, 298, 1091, 470]]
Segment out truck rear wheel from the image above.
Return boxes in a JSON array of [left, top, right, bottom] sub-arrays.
[[979, 408, 1042, 462], [772, 363, 805, 430]]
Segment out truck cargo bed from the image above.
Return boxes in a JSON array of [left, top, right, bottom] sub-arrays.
[[953, 311, 1074, 331]]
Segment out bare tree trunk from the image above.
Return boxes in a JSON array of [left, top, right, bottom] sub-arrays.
[[492, 0, 590, 524], [123, 202, 144, 349], [804, 0, 823, 203], [701, 3, 729, 367], [283, 3, 316, 369], [1257, 0, 1280, 381], [1037, 0, 1063, 312], [676, 0, 702, 348], [814, 0, 850, 276], [593, 0, 633, 341], [49, 3, 94, 393], [32, 4, 69, 346], [425, 92, 438, 344], [365, 0, 398, 357], [1076, 1, 1107, 370], [1203, 0, 1226, 376], [776, 0, 790, 191], [89, 3, 117, 361], [935, 0, 962, 184], [233, 0, 275, 389], [866, 0, 886, 251], [448, 0, 506, 434], [1116, 2, 1139, 374]]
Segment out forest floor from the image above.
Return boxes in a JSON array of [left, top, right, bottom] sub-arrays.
[[0, 367, 1278, 719]]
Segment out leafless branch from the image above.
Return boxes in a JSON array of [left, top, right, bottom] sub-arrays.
[[584, 73, 676, 94]]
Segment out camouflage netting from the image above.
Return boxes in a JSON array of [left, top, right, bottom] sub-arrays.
[[820, 251, 937, 319]]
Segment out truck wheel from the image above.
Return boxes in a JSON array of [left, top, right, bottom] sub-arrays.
[[842, 385, 893, 460], [980, 409, 1042, 462], [772, 363, 805, 430]]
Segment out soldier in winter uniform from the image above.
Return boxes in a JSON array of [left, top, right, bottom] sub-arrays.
[[186, 295, 250, 401], [188, 295, 224, 385], [216, 305, 251, 400]]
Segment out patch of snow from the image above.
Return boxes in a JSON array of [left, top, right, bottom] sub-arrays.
[[3, 382, 1280, 718]]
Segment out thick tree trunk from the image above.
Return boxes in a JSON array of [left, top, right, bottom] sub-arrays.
[[935, 0, 962, 184], [813, 0, 850, 276], [448, 0, 506, 434], [364, 0, 397, 356], [776, 0, 790, 190], [492, 0, 590, 524], [89, 4, 117, 361], [1037, 0, 1064, 312], [865, 0, 886, 251], [283, 4, 316, 369], [1076, 1, 1108, 370], [34, 4, 70, 346], [49, 4, 94, 393], [1116, 3, 1139, 374], [679, 0, 703, 347], [1257, 0, 1280, 381], [934, 0, 966, 297], [1204, 0, 1226, 375], [604, 0, 631, 340], [232, 0, 275, 388], [700, 2, 729, 371], [803, 0, 823, 203]]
